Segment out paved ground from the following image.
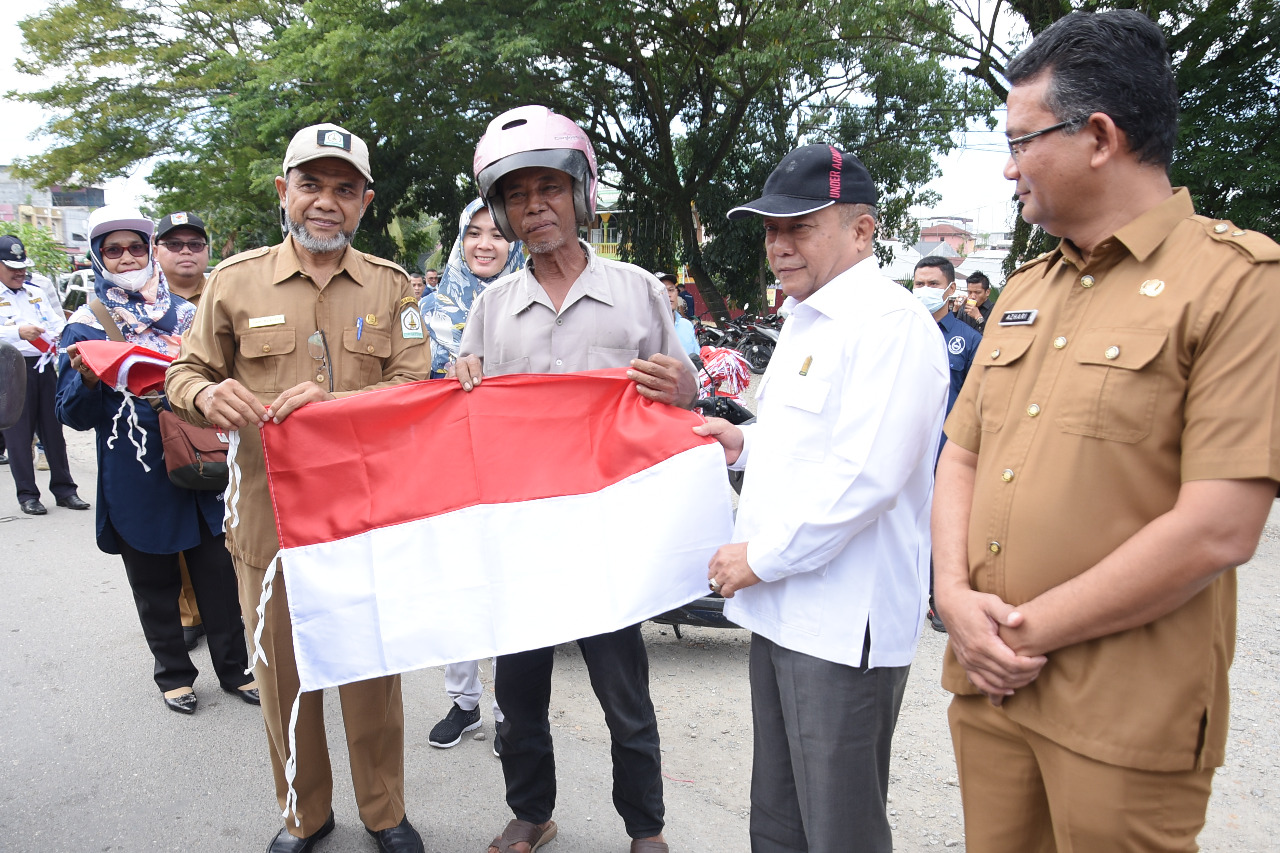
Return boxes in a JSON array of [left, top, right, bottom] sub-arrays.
[[1, 429, 1276, 851]]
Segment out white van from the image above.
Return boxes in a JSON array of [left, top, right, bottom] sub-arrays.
[[57, 269, 95, 313]]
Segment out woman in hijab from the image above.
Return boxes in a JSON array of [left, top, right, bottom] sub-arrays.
[[423, 199, 524, 752], [425, 198, 525, 378], [55, 206, 256, 716]]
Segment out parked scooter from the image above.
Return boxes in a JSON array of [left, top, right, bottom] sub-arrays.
[[737, 322, 778, 373]]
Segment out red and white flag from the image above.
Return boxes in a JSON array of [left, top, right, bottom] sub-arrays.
[[260, 370, 735, 692]]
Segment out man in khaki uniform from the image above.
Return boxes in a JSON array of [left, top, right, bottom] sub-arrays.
[[155, 210, 213, 649], [167, 124, 429, 853], [933, 11, 1280, 851]]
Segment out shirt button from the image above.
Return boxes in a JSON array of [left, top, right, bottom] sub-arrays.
[[1001, 469, 1014, 482], [988, 541, 1002, 554], [1027, 403, 1041, 417], [556, 318, 563, 326], [1080, 275, 1095, 288], [1053, 336, 1067, 349], [555, 359, 563, 366], [262, 344, 271, 353], [1213, 223, 1229, 233], [990, 349, 1001, 359], [316, 374, 325, 383], [367, 345, 375, 353], [1231, 229, 1245, 237], [1104, 345, 1120, 360]]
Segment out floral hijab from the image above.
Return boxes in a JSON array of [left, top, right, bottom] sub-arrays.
[[69, 229, 195, 356], [425, 199, 525, 377]]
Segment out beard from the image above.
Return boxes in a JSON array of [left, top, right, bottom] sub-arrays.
[[524, 233, 568, 254], [285, 210, 356, 254]]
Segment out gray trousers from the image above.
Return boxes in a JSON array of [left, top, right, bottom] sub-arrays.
[[749, 634, 910, 853]]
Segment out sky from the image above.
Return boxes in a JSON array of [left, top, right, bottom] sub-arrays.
[[1, 7, 1019, 235]]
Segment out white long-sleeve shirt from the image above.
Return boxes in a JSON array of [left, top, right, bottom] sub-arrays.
[[724, 256, 948, 668], [0, 280, 66, 357]]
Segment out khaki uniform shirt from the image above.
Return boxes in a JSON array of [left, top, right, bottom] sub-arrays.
[[167, 236, 430, 566], [459, 241, 695, 377], [943, 189, 1280, 772]]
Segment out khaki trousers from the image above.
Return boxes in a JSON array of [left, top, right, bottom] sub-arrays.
[[178, 554, 202, 628], [236, 556, 406, 838], [948, 695, 1214, 853]]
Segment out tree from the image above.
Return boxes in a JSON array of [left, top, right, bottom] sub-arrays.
[[882, 0, 1280, 274], [12, 0, 986, 306], [0, 222, 72, 282]]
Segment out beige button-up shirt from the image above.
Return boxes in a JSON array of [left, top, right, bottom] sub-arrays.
[[166, 236, 430, 566], [943, 189, 1280, 772], [459, 241, 695, 377]]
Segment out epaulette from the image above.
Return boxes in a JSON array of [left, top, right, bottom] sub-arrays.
[[213, 245, 271, 272], [1202, 219, 1280, 264], [362, 253, 408, 274]]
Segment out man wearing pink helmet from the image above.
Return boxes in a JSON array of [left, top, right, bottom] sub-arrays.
[[454, 105, 696, 853]]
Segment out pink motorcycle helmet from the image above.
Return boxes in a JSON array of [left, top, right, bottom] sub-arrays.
[[473, 105, 598, 243]]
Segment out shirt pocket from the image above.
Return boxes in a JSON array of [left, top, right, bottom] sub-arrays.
[[238, 328, 298, 395], [768, 375, 831, 462], [490, 355, 531, 376], [977, 333, 1035, 433], [1056, 328, 1167, 443], [587, 345, 639, 370], [342, 326, 392, 388]]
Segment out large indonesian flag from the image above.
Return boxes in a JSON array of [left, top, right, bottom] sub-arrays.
[[260, 369, 735, 692]]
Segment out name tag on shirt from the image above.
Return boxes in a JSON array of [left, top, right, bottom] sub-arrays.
[[248, 314, 286, 328], [998, 309, 1037, 326]]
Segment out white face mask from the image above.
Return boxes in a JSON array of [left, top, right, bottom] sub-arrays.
[[103, 261, 154, 293], [913, 284, 949, 314]]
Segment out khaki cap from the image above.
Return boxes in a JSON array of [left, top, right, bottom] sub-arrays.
[[282, 123, 374, 184]]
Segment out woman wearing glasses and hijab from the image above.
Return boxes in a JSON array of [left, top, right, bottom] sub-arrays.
[[55, 206, 257, 716]]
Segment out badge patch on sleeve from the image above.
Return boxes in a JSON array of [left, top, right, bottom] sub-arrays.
[[400, 307, 424, 339], [998, 309, 1038, 326]]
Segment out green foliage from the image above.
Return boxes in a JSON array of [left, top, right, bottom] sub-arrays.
[[0, 222, 72, 281], [12, 0, 988, 298]]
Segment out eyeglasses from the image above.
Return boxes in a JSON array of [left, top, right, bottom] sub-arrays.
[[158, 239, 208, 254], [307, 330, 334, 392], [101, 243, 149, 260], [1006, 118, 1084, 161]]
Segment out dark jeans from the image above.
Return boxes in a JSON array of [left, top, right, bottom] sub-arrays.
[[2, 357, 75, 502], [495, 623, 665, 838], [115, 513, 251, 693], [748, 634, 910, 853]]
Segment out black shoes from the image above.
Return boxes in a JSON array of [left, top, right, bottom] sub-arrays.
[[927, 607, 947, 633], [20, 499, 46, 515], [183, 623, 205, 651], [164, 689, 198, 715], [224, 683, 262, 706], [367, 816, 425, 853], [56, 494, 90, 510], [267, 811, 335, 853], [0, 452, 7, 464], [428, 702, 481, 748]]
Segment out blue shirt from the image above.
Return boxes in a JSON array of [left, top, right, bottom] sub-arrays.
[[674, 313, 698, 356], [938, 312, 981, 414], [56, 322, 225, 555]]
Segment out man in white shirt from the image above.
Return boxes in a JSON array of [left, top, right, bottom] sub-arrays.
[[0, 235, 89, 514], [695, 144, 948, 853]]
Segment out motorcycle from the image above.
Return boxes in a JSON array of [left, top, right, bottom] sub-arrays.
[[737, 322, 778, 374]]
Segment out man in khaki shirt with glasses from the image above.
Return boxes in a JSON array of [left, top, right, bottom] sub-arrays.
[[934, 11, 1280, 852], [167, 123, 429, 853]]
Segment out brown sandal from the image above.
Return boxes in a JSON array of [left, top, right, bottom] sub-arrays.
[[488, 819, 557, 853]]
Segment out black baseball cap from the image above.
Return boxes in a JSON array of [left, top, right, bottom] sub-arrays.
[[652, 271, 678, 284], [727, 144, 877, 220], [156, 212, 208, 241], [0, 235, 32, 269]]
